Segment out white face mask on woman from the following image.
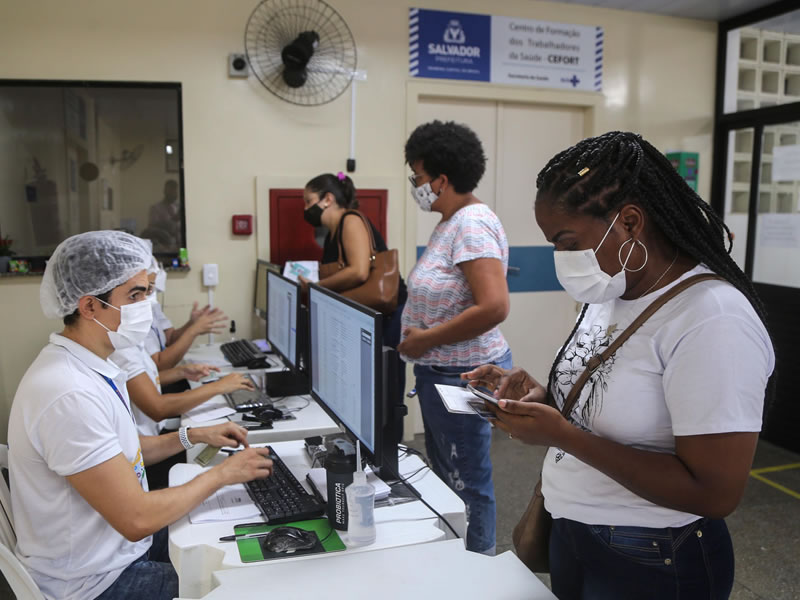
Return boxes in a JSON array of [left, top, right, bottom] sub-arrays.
[[553, 212, 633, 304], [93, 298, 154, 349], [409, 175, 439, 212]]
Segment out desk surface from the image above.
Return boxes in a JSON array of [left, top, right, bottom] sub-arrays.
[[169, 440, 467, 599], [181, 342, 340, 458], [180, 538, 555, 600]]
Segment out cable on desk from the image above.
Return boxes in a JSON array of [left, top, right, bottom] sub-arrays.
[[380, 462, 460, 540], [274, 397, 310, 413]]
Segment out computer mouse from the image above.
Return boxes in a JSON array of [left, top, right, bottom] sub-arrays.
[[246, 357, 272, 369], [254, 406, 284, 421], [260, 526, 317, 554]]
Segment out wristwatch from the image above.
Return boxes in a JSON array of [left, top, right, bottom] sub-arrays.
[[178, 426, 194, 450]]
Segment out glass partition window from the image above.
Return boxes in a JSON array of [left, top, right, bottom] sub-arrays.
[[753, 121, 800, 288], [723, 10, 800, 114], [724, 128, 754, 270], [0, 82, 183, 259]]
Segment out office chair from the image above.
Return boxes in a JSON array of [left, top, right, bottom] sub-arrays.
[[0, 443, 45, 600]]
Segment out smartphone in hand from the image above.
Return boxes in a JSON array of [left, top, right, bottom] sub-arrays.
[[467, 383, 500, 407]]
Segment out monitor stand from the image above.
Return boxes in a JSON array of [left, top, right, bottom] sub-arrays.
[[266, 370, 310, 397]]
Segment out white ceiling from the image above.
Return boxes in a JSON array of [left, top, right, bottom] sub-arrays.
[[552, 0, 792, 24]]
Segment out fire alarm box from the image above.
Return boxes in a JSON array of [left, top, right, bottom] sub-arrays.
[[232, 214, 252, 235]]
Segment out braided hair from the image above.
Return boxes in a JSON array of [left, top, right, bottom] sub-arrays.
[[537, 131, 770, 403]]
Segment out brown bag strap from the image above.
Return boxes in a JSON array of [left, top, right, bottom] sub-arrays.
[[335, 210, 377, 266], [559, 273, 725, 418]]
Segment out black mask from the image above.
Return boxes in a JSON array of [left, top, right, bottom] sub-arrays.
[[303, 202, 325, 227]]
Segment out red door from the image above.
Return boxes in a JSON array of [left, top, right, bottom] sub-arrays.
[[269, 189, 388, 266]]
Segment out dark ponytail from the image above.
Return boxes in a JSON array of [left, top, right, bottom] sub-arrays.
[[305, 173, 358, 209]]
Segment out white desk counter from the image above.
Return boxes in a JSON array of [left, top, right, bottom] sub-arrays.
[[181, 342, 340, 460], [181, 394, 340, 462], [177, 538, 555, 599], [169, 440, 467, 599]]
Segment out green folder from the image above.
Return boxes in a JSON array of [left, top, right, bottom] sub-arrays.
[[234, 519, 346, 563]]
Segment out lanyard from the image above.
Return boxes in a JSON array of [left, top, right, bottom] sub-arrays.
[[99, 374, 134, 423], [151, 325, 165, 351]]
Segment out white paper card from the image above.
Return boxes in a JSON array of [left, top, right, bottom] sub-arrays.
[[773, 145, 800, 182], [434, 384, 488, 416], [283, 260, 319, 283]]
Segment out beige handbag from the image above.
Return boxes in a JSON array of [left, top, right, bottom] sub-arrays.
[[512, 273, 724, 573], [318, 211, 399, 314]]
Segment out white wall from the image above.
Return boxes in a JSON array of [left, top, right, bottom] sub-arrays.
[[0, 0, 718, 442]]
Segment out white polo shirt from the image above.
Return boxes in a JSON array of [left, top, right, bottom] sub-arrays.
[[110, 344, 165, 437], [8, 333, 151, 600]]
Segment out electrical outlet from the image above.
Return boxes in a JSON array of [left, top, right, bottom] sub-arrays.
[[202, 264, 219, 287]]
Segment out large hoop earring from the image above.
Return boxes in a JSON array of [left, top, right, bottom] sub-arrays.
[[618, 238, 648, 272]]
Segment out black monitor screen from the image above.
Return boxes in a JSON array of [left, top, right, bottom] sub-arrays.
[[308, 284, 382, 456], [267, 271, 299, 369]]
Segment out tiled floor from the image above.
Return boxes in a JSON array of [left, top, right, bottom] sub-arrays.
[[407, 431, 800, 599]]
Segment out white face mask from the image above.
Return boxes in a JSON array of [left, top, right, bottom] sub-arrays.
[[553, 212, 633, 304], [154, 269, 167, 293], [409, 181, 438, 212], [94, 298, 154, 349]]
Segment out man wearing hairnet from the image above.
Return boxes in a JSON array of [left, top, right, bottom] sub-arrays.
[[7, 231, 273, 600]]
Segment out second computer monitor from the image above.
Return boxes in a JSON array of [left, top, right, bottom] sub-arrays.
[[267, 270, 300, 370], [308, 284, 382, 460], [255, 260, 280, 320]]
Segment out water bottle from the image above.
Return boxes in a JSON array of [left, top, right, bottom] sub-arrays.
[[345, 440, 376, 546], [324, 441, 356, 531]]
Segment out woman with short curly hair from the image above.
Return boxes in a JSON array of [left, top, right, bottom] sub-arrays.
[[398, 120, 512, 555]]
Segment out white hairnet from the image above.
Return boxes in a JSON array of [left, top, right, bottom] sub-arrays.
[[40, 231, 153, 319], [141, 239, 159, 275]]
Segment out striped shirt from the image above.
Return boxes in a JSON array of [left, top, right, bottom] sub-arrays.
[[401, 203, 510, 366]]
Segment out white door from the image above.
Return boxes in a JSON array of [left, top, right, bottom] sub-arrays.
[[495, 102, 585, 381], [406, 98, 586, 435]]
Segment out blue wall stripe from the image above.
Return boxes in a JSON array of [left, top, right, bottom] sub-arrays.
[[414, 245, 562, 293]]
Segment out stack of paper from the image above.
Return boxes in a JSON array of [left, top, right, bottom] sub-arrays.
[[185, 401, 236, 423], [172, 466, 262, 524]]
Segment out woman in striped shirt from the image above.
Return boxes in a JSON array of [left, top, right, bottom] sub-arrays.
[[399, 120, 512, 555]]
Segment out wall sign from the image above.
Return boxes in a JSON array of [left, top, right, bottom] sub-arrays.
[[409, 8, 602, 92]]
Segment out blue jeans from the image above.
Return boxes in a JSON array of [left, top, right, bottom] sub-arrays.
[[94, 527, 178, 600], [550, 517, 734, 599], [413, 348, 512, 555]]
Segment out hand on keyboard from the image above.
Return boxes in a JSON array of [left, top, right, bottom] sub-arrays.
[[214, 372, 256, 395], [181, 363, 221, 382], [191, 422, 250, 449], [217, 447, 274, 485]]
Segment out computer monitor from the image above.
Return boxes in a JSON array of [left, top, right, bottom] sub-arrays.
[[266, 270, 300, 370], [308, 284, 400, 475], [254, 260, 280, 320]]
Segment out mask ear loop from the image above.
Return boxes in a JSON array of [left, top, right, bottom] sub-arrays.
[[618, 238, 648, 272]]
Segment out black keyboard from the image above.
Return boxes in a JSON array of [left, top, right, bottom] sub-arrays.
[[220, 339, 272, 368], [244, 446, 326, 524]]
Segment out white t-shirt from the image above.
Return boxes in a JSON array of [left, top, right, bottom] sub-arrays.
[[111, 344, 165, 436], [542, 265, 774, 528], [144, 302, 173, 356], [8, 333, 151, 600]]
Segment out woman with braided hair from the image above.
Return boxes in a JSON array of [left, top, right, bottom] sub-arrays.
[[465, 132, 774, 599]]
